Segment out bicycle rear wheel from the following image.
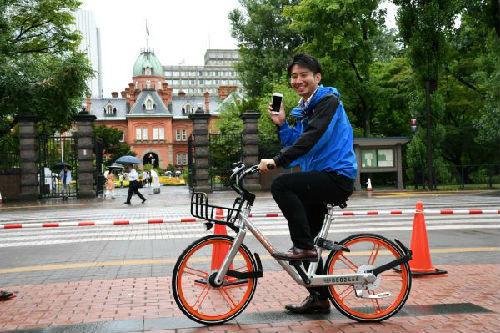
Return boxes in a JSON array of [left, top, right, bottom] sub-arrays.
[[172, 235, 258, 325], [325, 233, 411, 321]]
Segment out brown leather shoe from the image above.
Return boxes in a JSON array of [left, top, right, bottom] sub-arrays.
[[285, 294, 330, 314], [273, 246, 318, 262]]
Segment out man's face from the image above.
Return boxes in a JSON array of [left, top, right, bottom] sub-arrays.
[[290, 64, 321, 100]]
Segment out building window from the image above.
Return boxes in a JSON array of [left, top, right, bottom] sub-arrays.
[[361, 149, 394, 168], [119, 131, 125, 142], [176, 153, 188, 165], [144, 95, 155, 110], [176, 129, 187, 141], [105, 104, 114, 115], [144, 67, 152, 75], [153, 128, 164, 140], [146, 80, 151, 89], [136, 127, 149, 141]]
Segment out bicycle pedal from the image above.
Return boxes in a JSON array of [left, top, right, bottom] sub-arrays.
[[359, 291, 391, 299], [317, 238, 350, 252]]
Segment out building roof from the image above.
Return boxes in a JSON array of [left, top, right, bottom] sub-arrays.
[[90, 98, 128, 120], [128, 89, 171, 117], [354, 137, 409, 146], [170, 95, 220, 118], [133, 49, 163, 77]]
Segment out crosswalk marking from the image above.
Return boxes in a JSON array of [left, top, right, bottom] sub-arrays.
[[0, 213, 498, 248]]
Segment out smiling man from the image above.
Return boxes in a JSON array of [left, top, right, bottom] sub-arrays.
[[258, 53, 358, 314]]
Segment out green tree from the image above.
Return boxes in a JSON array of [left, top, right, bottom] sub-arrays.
[[448, 0, 500, 148], [94, 125, 134, 166], [285, 0, 388, 136], [0, 0, 93, 137], [229, 0, 302, 98], [394, 0, 461, 189]]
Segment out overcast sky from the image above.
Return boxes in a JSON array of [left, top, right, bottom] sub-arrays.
[[80, 0, 241, 97], [80, 0, 397, 98]]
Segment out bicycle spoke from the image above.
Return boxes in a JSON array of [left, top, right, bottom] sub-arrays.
[[192, 284, 210, 311], [219, 287, 237, 308], [338, 285, 354, 301], [370, 291, 382, 312], [184, 266, 208, 279], [368, 243, 380, 266], [338, 254, 358, 272]]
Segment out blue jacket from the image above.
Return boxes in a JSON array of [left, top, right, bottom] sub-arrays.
[[273, 87, 358, 179]]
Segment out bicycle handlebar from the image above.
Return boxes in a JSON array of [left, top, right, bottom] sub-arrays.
[[228, 162, 276, 202]]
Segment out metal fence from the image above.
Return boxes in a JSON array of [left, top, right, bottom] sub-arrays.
[[0, 152, 20, 170], [407, 164, 500, 190], [208, 133, 243, 191]]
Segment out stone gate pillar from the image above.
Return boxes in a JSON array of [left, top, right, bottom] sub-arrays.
[[18, 114, 38, 201], [189, 113, 211, 193], [241, 111, 261, 191], [75, 111, 96, 198]]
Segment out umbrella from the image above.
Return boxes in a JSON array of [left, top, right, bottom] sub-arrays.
[[52, 162, 72, 170], [115, 155, 141, 165], [107, 163, 124, 170]]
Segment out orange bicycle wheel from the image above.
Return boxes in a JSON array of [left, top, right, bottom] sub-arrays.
[[325, 234, 411, 321], [172, 235, 258, 325]]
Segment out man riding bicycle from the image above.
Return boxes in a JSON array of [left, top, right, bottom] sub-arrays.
[[258, 53, 358, 314]]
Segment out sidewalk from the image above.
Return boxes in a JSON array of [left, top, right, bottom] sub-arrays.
[[0, 264, 498, 332]]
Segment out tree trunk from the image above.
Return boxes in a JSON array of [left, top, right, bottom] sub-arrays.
[[425, 80, 435, 190]]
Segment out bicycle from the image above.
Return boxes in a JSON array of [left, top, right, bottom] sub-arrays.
[[172, 162, 413, 325]]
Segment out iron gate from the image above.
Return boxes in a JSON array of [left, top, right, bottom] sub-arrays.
[[38, 135, 78, 199], [208, 133, 243, 191]]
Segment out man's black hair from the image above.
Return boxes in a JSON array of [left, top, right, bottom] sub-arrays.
[[287, 53, 322, 76]]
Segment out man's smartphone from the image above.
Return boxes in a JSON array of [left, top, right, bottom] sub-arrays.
[[271, 93, 283, 114]]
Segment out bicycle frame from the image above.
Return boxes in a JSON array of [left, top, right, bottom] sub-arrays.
[[213, 202, 377, 288]]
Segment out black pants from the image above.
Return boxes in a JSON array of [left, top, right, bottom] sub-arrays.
[[271, 170, 353, 298], [126, 180, 145, 203]]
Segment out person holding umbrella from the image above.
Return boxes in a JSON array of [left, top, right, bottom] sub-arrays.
[[59, 165, 72, 200], [123, 164, 146, 204]]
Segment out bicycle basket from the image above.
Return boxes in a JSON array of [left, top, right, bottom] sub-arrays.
[[191, 192, 243, 225]]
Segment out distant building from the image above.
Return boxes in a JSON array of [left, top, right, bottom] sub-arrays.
[[87, 49, 238, 169], [74, 9, 103, 98], [163, 49, 242, 97]]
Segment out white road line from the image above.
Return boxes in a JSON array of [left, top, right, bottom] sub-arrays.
[[0, 215, 498, 247]]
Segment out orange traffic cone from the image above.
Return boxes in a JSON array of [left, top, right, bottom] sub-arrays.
[[409, 201, 447, 276], [211, 208, 233, 271]]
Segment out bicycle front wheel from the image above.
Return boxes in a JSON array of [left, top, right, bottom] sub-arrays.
[[172, 235, 258, 325], [325, 234, 411, 322]]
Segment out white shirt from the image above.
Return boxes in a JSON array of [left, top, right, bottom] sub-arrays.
[[59, 170, 72, 185], [128, 168, 138, 181]]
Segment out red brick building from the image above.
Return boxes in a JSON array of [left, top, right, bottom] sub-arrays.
[[88, 49, 236, 169]]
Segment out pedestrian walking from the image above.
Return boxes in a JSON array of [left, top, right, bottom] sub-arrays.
[[59, 166, 72, 200], [123, 165, 146, 204], [105, 171, 116, 199], [119, 173, 124, 188], [143, 171, 150, 187], [147, 171, 153, 187]]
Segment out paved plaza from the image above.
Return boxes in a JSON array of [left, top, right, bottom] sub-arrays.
[[0, 186, 499, 332]]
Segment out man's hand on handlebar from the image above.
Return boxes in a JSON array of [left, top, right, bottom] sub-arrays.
[[258, 159, 276, 173]]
